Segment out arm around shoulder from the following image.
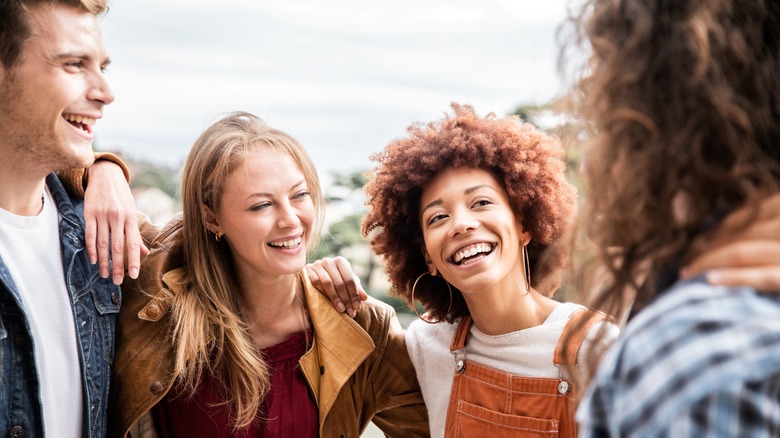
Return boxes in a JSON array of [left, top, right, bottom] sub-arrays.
[[58, 151, 130, 198]]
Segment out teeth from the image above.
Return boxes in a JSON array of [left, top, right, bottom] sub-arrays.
[[452, 243, 493, 264], [63, 114, 96, 126], [269, 236, 302, 249]]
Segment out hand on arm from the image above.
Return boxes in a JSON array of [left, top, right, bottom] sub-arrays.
[[83, 160, 149, 285], [681, 193, 780, 291], [305, 256, 368, 317]]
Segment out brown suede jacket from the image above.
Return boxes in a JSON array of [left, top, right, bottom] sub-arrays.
[[110, 216, 430, 437]]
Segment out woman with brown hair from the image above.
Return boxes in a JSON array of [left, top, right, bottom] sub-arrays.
[[105, 112, 427, 437], [361, 103, 617, 437], [568, 0, 780, 435]]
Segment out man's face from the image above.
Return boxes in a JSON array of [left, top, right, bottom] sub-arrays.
[[0, 4, 114, 172]]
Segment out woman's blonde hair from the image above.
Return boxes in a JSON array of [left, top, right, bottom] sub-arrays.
[[172, 111, 324, 430]]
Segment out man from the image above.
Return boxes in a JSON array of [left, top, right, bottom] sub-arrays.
[[0, 1, 130, 436]]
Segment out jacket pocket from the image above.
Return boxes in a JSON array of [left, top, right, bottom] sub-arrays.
[[90, 283, 121, 316], [451, 400, 559, 438], [87, 278, 121, 365]]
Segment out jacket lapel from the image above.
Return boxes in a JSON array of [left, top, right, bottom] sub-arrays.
[[299, 270, 374, 428]]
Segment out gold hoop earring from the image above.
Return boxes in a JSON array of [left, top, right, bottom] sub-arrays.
[[522, 243, 531, 293], [215, 231, 223, 242], [411, 272, 453, 324]]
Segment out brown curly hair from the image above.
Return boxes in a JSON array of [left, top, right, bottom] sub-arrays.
[[362, 103, 577, 322], [569, 0, 780, 320]]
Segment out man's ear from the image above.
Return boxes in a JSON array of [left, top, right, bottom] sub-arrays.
[[201, 203, 221, 235], [423, 249, 438, 277]]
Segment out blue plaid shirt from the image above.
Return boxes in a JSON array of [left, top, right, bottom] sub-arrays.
[[577, 277, 780, 437]]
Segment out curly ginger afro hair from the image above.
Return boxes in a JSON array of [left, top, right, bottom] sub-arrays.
[[362, 103, 577, 322]]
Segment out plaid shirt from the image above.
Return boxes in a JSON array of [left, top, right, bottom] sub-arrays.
[[577, 278, 780, 437]]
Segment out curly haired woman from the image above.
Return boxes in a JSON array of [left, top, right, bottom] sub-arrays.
[[362, 103, 618, 437], [569, 0, 780, 435]]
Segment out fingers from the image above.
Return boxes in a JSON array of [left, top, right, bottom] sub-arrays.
[[681, 194, 780, 294], [85, 212, 98, 265], [96, 210, 112, 281], [356, 277, 369, 302], [684, 241, 780, 277], [682, 240, 780, 291], [123, 214, 143, 280], [82, 160, 141, 285], [306, 257, 366, 318], [86, 203, 146, 285], [705, 267, 780, 292], [329, 256, 366, 316], [306, 262, 347, 314], [109, 210, 126, 285]]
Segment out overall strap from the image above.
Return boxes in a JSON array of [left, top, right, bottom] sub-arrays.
[[553, 309, 607, 367], [449, 315, 473, 352]]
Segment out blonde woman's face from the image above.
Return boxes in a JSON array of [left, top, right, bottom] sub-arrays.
[[212, 148, 314, 283]]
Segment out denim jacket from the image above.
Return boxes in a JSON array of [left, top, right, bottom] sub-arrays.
[[0, 174, 120, 438]]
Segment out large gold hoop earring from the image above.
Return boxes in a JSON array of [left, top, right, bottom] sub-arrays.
[[410, 272, 453, 324], [522, 243, 531, 293]]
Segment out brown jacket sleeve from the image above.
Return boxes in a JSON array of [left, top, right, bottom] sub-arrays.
[[58, 151, 131, 198], [360, 307, 430, 437]]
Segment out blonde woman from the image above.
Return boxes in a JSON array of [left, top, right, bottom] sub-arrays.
[[87, 112, 427, 437]]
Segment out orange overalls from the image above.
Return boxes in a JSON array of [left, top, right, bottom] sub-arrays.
[[443, 310, 605, 438]]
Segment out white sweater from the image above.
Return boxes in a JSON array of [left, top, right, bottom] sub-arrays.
[[405, 302, 618, 437], [0, 189, 83, 437]]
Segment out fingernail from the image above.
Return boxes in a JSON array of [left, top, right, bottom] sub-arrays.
[[113, 274, 123, 285], [100, 268, 109, 278], [89, 256, 96, 265], [337, 303, 345, 313], [348, 309, 356, 318], [129, 268, 139, 279]]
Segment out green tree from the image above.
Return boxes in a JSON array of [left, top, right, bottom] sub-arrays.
[[129, 160, 181, 200], [311, 170, 410, 312], [513, 100, 587, 192], [312, 170, 373, 284]]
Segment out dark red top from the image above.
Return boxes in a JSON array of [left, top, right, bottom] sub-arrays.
[[154, 329, 318, 438]]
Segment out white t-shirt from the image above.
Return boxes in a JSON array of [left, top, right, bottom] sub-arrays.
[[0, 189, 83, 437], [405, 302, 619, 437]]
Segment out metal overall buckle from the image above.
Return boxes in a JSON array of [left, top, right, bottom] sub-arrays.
[[452, 348, 467, 374], [555, 364, 570, 395]]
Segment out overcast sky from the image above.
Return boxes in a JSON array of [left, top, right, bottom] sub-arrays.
[[96, 0, 575, 180]]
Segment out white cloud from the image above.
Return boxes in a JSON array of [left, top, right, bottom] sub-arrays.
[[97, 0, 571, 174]]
